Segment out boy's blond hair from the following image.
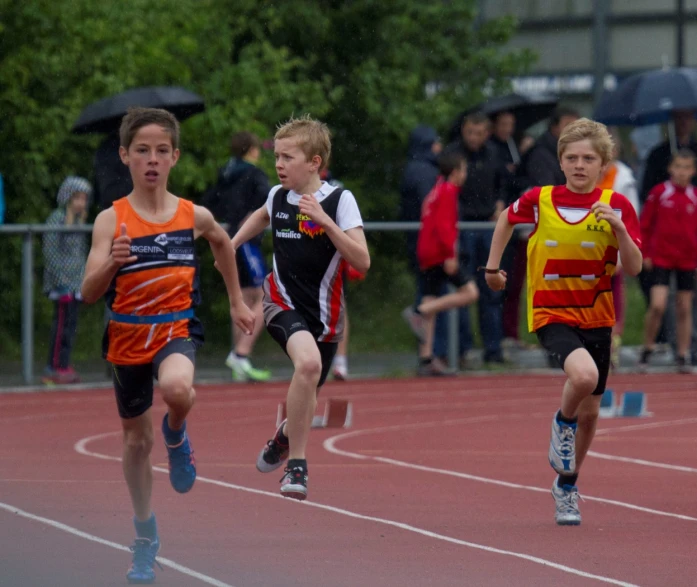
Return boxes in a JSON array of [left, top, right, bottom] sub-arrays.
[[557, 118, 614, 165], [274, 115, 331, 172]]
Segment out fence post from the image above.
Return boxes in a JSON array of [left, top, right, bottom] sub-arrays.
[[21, 231, 34, 384]]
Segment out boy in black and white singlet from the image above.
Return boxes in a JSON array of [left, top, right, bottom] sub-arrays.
[[231, 115, 370, 500]]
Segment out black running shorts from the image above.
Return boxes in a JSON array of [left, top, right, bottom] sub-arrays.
[[111, 337, 198, 419], [266, 310, 338, 388], [536, 323, 611, 396]]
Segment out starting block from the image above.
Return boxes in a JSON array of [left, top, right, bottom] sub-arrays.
[[276, 398, 353, 429], [599, 389, 617, 418], [599, 389, 650, 418], [618, 391, 651, 418]]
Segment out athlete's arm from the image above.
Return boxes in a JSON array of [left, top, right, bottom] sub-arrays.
[[483, 208, 514, 291], [230, 205, 270, 251], [591, 200, 643, 276], [81, 208, 135, 303], [298, 194, 370, 274], [194, 204, 255, 335]]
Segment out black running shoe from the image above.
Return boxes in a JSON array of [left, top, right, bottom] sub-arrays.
[[256, 420, 289, 473], [280, 465, 308, 501]]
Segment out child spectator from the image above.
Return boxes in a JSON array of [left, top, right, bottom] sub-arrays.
[[639, 149, 697, 373], [402, 151, 479, 375], [42, 176, 93, 384]]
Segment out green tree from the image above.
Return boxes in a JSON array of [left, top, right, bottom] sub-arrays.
[[0, 0, 533, 361]]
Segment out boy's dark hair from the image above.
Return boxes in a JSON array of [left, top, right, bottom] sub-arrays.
[[230, 131, 261, 158], [438, 151, 466, 177], [119, 107, 180, 150], [671, 148, 697, 166], [550, 106, 580, 128]]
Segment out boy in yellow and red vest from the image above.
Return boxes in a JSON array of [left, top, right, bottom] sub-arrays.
[[483, 118, 643, 526]]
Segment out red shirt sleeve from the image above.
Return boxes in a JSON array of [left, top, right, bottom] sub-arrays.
[[610, 192, 642, 251], [508, 187, 540, 224]]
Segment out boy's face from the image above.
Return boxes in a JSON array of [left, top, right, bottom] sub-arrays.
[[450, 162, 468, 187], [68, 192, 88, 215], [560, 139, 605, 193], [119, 124, 179, 190], [669, 157, 696, 187], [274, 137, 320, 192]]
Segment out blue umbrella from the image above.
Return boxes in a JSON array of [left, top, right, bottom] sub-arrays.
[[593, 67, 697, 127]]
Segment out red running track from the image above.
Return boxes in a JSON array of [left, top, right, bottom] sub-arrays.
[[1, 373, 696, 586]]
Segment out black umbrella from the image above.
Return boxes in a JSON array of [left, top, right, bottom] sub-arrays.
[[447, 92, 559, 144], [72, 86, 205, 134], [593, 67, 697, 127]]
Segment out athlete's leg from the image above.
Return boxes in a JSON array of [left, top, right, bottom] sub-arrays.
[[121, 409, 155, 521], [284, 330, 322, 460]]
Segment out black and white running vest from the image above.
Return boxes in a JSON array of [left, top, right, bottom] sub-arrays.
[[262, 187, 346, 342]]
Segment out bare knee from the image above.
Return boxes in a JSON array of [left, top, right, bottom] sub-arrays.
[[159, 377, 194, 409], [123, 428, 154, 459], [295, 354, 322, 384], [567, 368, 599, 395]]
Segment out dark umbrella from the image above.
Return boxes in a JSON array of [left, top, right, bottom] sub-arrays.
[[593, 67, 697, 127], [72, 86, 205, 134], [447, 92, 559, 145]]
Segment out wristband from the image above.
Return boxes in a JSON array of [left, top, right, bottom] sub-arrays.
[[478, 266, 500, 274]]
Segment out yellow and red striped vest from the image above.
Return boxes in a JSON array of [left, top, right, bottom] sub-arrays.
[[527, 186, 618, 332]]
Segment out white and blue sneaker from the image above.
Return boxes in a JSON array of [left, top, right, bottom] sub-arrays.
[[552, 478, 582, 526], [548, 411, 577, 474]]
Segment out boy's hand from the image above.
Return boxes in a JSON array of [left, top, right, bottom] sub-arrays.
[[298, 195, 331, 228], [485, 269, 507, 291], [111, 223, 138, 266], [230, 298, 255, 336], [591, 201, 625, 232], [643, 257, 653, 271], [443, 257, 458, 275]]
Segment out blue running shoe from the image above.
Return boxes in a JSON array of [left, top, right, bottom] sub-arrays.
[[548, 411, 577, 474], [127, 537, 162, 584], [162, 415, 196, 493]]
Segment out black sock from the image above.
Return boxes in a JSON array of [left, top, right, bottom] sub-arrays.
[[558, 473, 579, 488], [234, 352, 247, 359], [287, 458, 307, 471], [133, 513, 158, 541], [556, 409, 578, 425], [419, 357, 433, 366]]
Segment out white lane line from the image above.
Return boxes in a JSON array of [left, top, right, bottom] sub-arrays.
[[323, 418, 697, 523], [0, 501, 234, 587], [588, 451, 697, 473], [74, 432, 637, 586], [596, 417, 697, 435]]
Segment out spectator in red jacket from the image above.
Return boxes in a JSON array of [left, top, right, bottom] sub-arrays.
[[402, 151, 479, 376], [639, 149, 697, 373]]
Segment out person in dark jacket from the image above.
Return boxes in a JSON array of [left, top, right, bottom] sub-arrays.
[[522, 107, 580, 189], [399, 125, 442, 272], [93, 131, 134, 210], [203, 131, 272, 382], [399, 126, 451, 374], [445, 111, 507, 364]]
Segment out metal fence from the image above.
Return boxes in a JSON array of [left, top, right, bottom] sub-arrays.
[[1, 220, 514, 384]]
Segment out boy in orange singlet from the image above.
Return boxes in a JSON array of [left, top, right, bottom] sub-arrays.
[[81, 107, 254, 584], [484, 119, 642, 526]]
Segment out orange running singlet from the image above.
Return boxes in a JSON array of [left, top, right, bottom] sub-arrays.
[[527, 186, 618, 332], [103, 197, 202, 365]]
